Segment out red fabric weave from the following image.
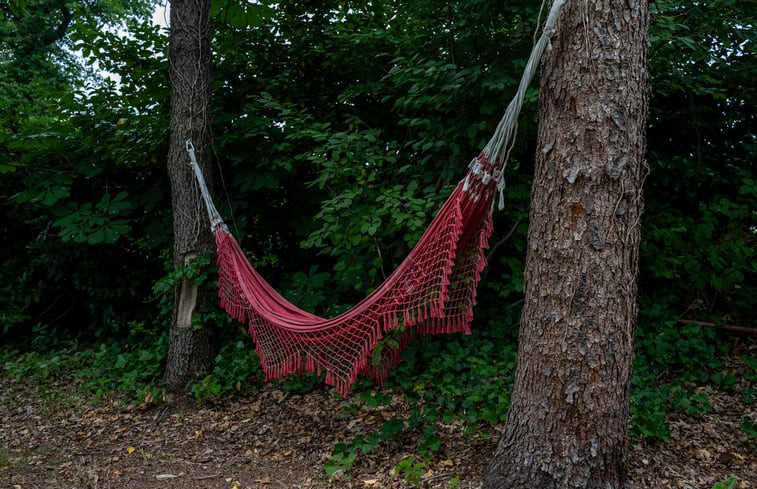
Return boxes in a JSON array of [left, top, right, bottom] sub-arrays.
[[213, 155, 498, 396]]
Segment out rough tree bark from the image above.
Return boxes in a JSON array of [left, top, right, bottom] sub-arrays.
[[163, 0, 216, 392], [482, 1, 649, 488]]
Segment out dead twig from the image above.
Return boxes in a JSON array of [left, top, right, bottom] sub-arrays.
[[486, 218, 523, 262], [192, 474, 221, 480], [678, 319, 756, 335]]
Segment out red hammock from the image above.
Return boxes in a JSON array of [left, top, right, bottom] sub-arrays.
[[195, 153, 498, 396], [186, 0, 564, 396]]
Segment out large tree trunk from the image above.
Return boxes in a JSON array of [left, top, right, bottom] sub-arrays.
[[482, 1, 649, 488], [163, 0, 216, 392]]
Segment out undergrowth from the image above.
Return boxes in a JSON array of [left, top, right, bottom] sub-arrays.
[[2, 304, 753, 480], [0, 329, 168, 406], [630, 305, 731, 442], [191, 338, 265, 400]]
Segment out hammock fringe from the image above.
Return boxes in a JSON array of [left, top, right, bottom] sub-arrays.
[[208, 166, 495, 396]]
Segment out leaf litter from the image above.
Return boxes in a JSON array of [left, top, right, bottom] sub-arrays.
[[0, 337, 755, 488]]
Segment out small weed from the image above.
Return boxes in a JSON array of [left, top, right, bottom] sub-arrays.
[[741, 355, 757, 382], [0, 447, 10, 468], [711, 476, 738, 489], [670, 386, 712, 417], [37, 384, 71, 416], [325, 443, 359, 480], [740, 419, 757, 438], [393, 455, 427, 486], [418, 425, 441, 456], [712, 371, 738, 392], [742, 388, 756, 405], [359, 390, 391, 407], [630, 379, 671, 442], [379, 417, 405, 443]]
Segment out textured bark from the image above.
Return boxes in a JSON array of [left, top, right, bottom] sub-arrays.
[[482, 1, 649, 488], [163, 0, 216, 392]]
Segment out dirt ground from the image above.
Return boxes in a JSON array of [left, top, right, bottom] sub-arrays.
[[1, 342, 755, 489]]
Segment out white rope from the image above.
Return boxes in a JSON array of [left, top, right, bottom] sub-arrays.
[[186, 139, 226, 232], [481, 0, 565, 197]]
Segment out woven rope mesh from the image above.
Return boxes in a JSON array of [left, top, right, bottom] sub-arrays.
[[213, 157, 496, 396]]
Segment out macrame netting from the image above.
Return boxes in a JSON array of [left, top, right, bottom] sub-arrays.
[[212, 156, 495, 396], [187, 0, 565, 396]]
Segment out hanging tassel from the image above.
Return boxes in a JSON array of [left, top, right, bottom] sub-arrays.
[[463, 174, 470, 192], [497, 178, 506, 211]]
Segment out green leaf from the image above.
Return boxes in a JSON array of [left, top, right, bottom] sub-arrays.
[[379, 418, 404, 441], [211, 0, 272, 28]]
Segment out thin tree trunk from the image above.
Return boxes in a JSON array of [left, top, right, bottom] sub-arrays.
[[482, 1, 649, 487], [163, 0, 216, 392]]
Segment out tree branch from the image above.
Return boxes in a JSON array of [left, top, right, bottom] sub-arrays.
[[486, 218, 522, 262], [41, 0, 74, 47], [678, 319, 756, 335]]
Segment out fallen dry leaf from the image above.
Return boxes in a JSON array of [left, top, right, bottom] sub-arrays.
[[2, 346, 756, 489]]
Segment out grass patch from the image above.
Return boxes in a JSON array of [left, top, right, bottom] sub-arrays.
[[0, 446, 10, 469]]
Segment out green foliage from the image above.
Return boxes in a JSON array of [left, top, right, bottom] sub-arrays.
[[279, 371, 327, 394], [636, 314, 724, 383], [280, 265, 334, 315], [211, 0, 272, 29], [390, 336, 516, 425], [2, 349, 74, 382], [393, 455, 428, 486], [324, 392, 446, 482], [635, 0, 756, 443], [78, 336, 167, 404], [1, 5, 171, 343], [325, 431, 380, 479], [0, 0, 157, 128], [191, 339, 264, 401], [629, 379, 672, 442], [741, 355, 757, 380], [643, 0, 756, 327], [739, 419, 757, 438], [740, 355, 757, 405], [0, 447, 9, 469], [324, 414, 421, 480], [630, 311, 735, 441], [1, 329, 167, 406], [711, 477, 739, 489], [325, 442, 359, 479]]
